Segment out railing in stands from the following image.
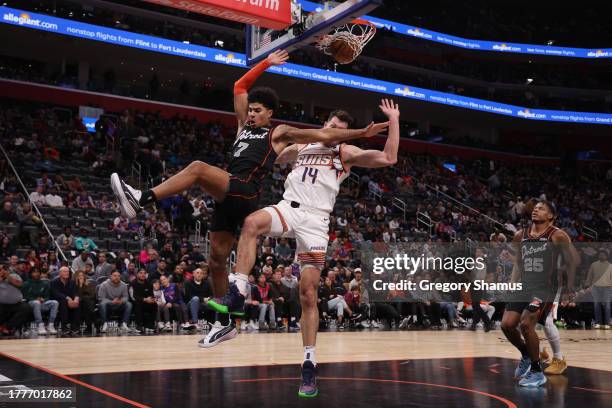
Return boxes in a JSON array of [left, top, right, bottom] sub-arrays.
[[0, 142, 69, 264], [416, 211, 433, 237], [347, 172, 360, 191], [583, 225, 598, 241], [204, 230, 211, 260], [194, 221, 202, 246], [425, 185, 507, 231], [131, 161, 142, 190], [389, 165, 510, 234], [392, 197, 407, 221]]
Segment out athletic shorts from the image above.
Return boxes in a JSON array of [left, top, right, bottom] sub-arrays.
[[263, 200, 330, 269], [210, 179, 259, 234], [505, 298, 555, 325]]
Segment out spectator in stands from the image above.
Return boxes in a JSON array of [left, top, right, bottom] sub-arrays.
[[254, 273, 276, 330], [130, 268, 157, 333], [75, 228, 98, 252], [36, 173, 53, 190], [45, 187, 64, 208], [175, 192, 194, 235], [159, 274, 189, 329], [0, 235, 16, 259], [21, 267, 59, 335], [158, 242, 175, 265], [50, 266, 80, 335], [270, 270, 299, 330], [6, 255, 19, 275], [122, 262, 137, 283], [46, 251, 61, 279], [65, 191, 76, 208], [344, 286, 365, 324], [67, 177, 84, 193], [76, 191, 95, 209], [72, 250, 94, 274], [93, 252, 113, 283], [152, 279, 170, 331], [281, 266, 298, 289], [585, 248, 611, 328], [98, 270, 132, 333], [275, 238, 293, 265], [149, 258, 169, 282], [96, 194, 114, 211], [29, 186, 46, 207], [73, 270, 95, 333], [56, 226, 75, 252], [16, 202, 41, 247], [185, 268, 213, 328], [320, 276, 357, 328], [25, 249, 40, 272], [0, 264, 31, 336], [170, 264, 187, 289], [113, 215, 128, 231]]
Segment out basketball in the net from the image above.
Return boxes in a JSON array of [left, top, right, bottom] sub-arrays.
[[329, 38, 355, 64]]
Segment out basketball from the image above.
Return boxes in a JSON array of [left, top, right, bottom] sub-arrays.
[[329, 38, 356, 64]]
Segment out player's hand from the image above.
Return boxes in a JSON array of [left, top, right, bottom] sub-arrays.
[[267, 49, 289, 66], [379, 99, 400, 120], [362, 121, 389, 138]]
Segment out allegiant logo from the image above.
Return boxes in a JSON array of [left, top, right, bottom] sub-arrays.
[[406, 27, 432, 39], [517, 109, 546, 119], [394, 87, 426, 98], [492, 43, 521, 52], [587, 50, 610, 57], [214, 53, 245, 65], [2, 12, 59, 29]]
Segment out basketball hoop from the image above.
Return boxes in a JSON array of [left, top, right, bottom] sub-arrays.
[[316, 19, 376, 64]]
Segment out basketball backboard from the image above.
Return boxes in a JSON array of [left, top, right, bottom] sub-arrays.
[[246, 0, 383, 66]]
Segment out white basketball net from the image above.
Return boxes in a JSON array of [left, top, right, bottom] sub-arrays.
[[316, 20, 376, 64]]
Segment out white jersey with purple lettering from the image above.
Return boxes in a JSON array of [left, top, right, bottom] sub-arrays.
[[282, 142, 350, 213], [263, 142, 349, 269]]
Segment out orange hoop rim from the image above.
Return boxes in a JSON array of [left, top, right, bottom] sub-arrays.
[[349, 18, 376, 29]]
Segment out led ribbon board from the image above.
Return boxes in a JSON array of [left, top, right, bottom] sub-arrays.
[[1, 7, 611, 125], [143, 0, 291, 30], [299, 1, 612, 59]]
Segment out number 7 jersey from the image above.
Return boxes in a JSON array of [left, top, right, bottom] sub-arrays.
[[283, 142, 350, 213], [228, 124, 277, 197]]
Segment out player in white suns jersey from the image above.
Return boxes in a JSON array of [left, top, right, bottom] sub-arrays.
[[228, 99, 400, 398]]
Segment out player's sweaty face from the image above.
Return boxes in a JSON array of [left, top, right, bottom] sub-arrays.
[[531, 203, 551, 223], [248, 103, 272, 127], [323, 116, 349, 147]]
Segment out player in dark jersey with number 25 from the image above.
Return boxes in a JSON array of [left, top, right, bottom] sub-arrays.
[[500, 200, 579, 387], [110, 49, 388, 347]]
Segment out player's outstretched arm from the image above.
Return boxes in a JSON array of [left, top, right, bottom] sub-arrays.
[[510, 230, 523, 283], [274, 121, 389, 145], [341, 99, 400, 169], [275, 144, 301, 164], [233, 50, 289, 129], [553, 229, 580, 291]]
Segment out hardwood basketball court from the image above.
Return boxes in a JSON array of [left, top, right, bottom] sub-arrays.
[[1, 329, 610, 407]]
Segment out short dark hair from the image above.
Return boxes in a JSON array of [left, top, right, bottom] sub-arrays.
[[537, 200, 557, 218], [248, 87, 278, 112], [327, 110, 354, 128]]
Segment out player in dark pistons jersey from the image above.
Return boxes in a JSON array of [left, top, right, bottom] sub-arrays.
[[110, 49, 389, 347], [501, 200, 579, 387]]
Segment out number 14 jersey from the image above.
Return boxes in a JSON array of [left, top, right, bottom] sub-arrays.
[[283, 142, 350, 213]]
